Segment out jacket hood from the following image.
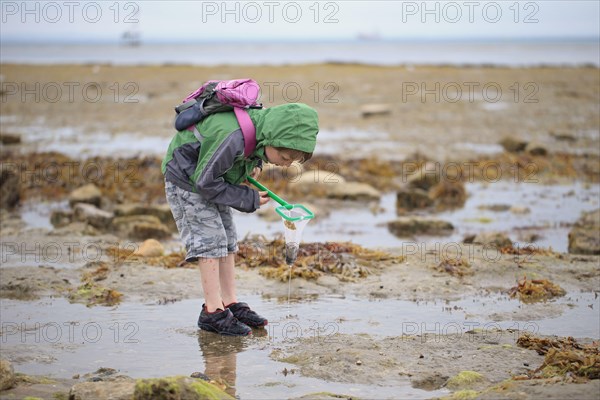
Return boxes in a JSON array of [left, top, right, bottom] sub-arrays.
[[251, 103, 319, 157]]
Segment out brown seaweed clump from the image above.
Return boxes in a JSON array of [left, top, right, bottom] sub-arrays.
[[237, 235, 404, 282], [81, 261, 110, 282], [69, 260, 122, 307], [508, 276, 566, 303], [68, 282, 122, 307], [106, 246, 189, 269], [516, 333, 600, 381], [3, 152, 166, 204], [435, 256, 472, 277], [500, 244, 557, 259]]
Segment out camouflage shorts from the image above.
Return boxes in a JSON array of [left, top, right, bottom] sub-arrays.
[[164, 180, 238, 261]]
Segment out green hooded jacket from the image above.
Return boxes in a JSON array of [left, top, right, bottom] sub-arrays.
[[161, 103, 318, 213]]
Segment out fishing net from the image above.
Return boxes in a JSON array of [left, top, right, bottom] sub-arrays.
[[276, 205, 314, 265]]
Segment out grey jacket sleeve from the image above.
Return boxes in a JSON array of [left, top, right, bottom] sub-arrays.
[[195, 130, 260, 213]]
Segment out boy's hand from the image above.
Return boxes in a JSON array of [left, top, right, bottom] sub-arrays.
[[250, 166, 262, 179], [258, 191, 270, 206]]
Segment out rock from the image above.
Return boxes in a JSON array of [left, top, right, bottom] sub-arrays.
[[477, 204, 511, 212], [73, 203, 114, 230], [133, 376, 234, 400], [83, 367, 119, 381], [525, 142, 548, 156], [360, 103, 391, 117], [69, 184, 103, 208], [411, 372, 448, 391], [499, 137, 528, 153], [462, 234, 476, 244], [0, 170, 20, 210], [569, 229, 600, 255], [50, 221, 100, 237], [261, 162, 304, 182], [387, 218, 453, 237], [303, 202, 327, 218], [113, 203, 176, 231], [429, 180, 466, 210], [510, 205, 531, 214], [289, 170, 346, 191], [568, 209, 600, 255], [111, 215, 171, 240], [473, 232, 513, 248], [0, 133, 21, 145], [406, 162, 441, 191], [189, 372, 210, 381], [551, 132, 576, 142], [256, 205, 284, 222], [70, 376, 135, 400], [396, 188, 433, 214], [50, 210, 73, 228], [288, 171, 380, 201], [0, 359, 15, 391], [112, 215, 161, 232], [133, 239, 165, 257], [520, 232, 541, 243], [131, 223, 172, 241], [326, 182, 381, 201], [316, 275, 340, 288]]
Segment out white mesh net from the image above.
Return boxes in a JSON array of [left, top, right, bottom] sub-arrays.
[[278, 207, 312, 265]]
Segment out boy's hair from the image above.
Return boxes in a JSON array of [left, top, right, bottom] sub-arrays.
[[275, 147, 313, 163]]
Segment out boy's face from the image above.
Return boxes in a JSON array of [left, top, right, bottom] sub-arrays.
[[264, 146, 295, 167]]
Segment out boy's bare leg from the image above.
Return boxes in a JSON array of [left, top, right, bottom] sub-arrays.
[[219, 253, 238, 307], [198, 257, 223, 312]]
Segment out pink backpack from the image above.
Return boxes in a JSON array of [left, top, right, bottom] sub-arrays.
[[174, 79, 262, 157]]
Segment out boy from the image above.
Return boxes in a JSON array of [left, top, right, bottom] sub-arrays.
[[162, 103, 318, 336]]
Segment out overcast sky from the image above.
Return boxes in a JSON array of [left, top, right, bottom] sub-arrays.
[[1, 0, 599, 42]]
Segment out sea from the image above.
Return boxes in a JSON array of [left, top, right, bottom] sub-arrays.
[[1, 40, 598, 67]]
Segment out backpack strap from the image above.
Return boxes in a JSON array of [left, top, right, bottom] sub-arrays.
[[191, 126, 204, 143], [188, 107, 256, 157], [233, 107, 256, 158]]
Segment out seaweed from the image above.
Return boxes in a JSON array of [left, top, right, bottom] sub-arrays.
[[68, 282, 122, 307], [508, 276, 566, 303], [81, 261, 110, 282], [237, 235, 404, 282], [500, 245, 557, 258], [3, 150, 597, 209], [516, 333, 600, 381], [106, 246, 189, 269], [435, 257, 472, 277]]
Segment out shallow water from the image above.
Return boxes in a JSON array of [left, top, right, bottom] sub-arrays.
[[1, 124, 172, 159], [13, 180, 598, 268], [1, 291, 597, 398], [2, 41, 599, 67], [236, 181, 599, 253], [20, 200, 69, 230]]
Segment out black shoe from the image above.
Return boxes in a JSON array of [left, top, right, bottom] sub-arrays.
[[198, 305, 252, 336], [226, 302, 268, 328]]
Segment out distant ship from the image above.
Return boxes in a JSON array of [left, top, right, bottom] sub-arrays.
[[356, 31, 381, 41], [121, 30, 141, 47]]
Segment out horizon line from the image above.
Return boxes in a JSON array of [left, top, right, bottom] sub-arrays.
[[1, 36, 598, 45]]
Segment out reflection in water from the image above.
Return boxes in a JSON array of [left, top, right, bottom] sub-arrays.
[[197, 329, 267, 397]]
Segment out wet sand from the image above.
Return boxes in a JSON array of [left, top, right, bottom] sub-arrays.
[[1, 63, 599, 161]]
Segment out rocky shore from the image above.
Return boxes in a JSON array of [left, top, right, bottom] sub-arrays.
[[1, 63, 599, 399]]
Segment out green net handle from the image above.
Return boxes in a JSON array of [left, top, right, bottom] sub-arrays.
[[246, 176, 291, 209]]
